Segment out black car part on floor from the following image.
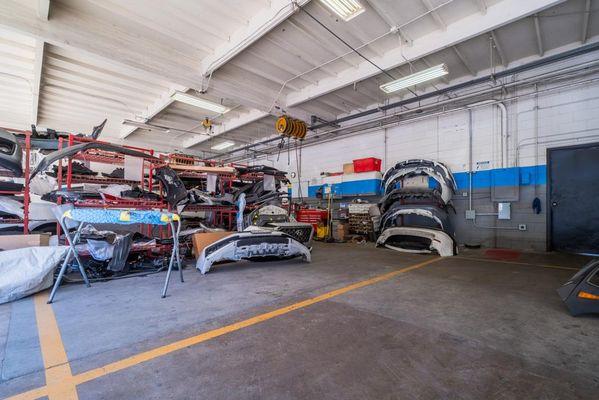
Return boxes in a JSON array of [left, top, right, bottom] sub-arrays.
[[557, 259, 599, 316], [0, 129, 23, 177]]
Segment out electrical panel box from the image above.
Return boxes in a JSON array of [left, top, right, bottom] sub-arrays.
[[498, 202, 511, 220], [465, 209, 476, 220]]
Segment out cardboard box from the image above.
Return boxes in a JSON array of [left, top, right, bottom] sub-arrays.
[[343, 163, 354, 174], [192, 231, 233, 257], [0, 234, 50, 251], [334, 223, 350, 241]]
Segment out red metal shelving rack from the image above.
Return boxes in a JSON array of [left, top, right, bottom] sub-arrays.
[[161, 154, 276, 230], [54, 134, 169, 242], [58, 134, 167, 210], [0, 130, 31, 234]]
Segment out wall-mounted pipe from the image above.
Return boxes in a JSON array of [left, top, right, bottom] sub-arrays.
[[309, 41, 599, 130], [496, 102, 508, 168], [221, 55, 599, 161], [468, 108, 473, 211], [224, 67, 599, 163]]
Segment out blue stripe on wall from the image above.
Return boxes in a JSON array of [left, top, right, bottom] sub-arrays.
[[306, 165, 547, 198], [452, 165, 546, 190]]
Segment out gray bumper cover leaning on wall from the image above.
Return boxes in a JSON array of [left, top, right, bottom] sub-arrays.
[[376, 227, 457, 257], [196, 231, 312, 274]]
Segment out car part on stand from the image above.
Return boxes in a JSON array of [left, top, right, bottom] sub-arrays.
[[153, 166, 188, 207], [102, 167, 125, 179], [41, 189, 102, 203], [0, 129, 23, 177], [30, 142, 162, 179], [557, 259, 599, 316], [382, 159, 457, 204], [377, 159, 457, 256], [379, 188, 446, 214], [245, 204, 289, 226], [377, 227, 457, 257], [196, 231, 311, 274], [378, 204, 452, 234], [47, 161, 97, 178]]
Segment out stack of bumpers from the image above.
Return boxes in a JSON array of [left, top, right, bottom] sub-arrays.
[[376, 159, 458, 257]]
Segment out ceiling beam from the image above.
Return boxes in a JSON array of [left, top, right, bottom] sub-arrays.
[[37, 0, 50, 21], [0, 0, 201, 88], [365, 0, 413, 46], [286, 19, 356, 67], [582, 0, 591, 44], [490, 30, 508, 67], [284, 0, 563, 109], [452, 46, 475, 76], [31, 40, 45, 125], [200, 0, 311, 77], [120, 85, 186, 138], [262, 36, 338, 77], [473, 0, 488, 14], [533, 14, 544, 56], [421, 0, 446, 30], [182, 109, 270, 148]]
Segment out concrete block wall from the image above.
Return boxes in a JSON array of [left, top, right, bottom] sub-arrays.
[[256, 56, 599, 251]]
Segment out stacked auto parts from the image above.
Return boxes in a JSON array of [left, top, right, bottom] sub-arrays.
[[376, 159, 458, 257]]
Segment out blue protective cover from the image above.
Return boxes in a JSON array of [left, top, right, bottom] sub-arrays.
[[66, 208, 177, 225]]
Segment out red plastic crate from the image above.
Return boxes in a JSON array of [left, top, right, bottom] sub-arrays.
[[353, 157, 382, 172]]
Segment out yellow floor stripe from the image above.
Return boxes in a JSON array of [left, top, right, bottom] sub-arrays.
[[32, 293, 78, 400], [7, 257, 440, 400], [453, 255, 579, 271]]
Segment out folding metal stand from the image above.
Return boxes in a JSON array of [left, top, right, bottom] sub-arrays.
[[47, 209, 181, 303]]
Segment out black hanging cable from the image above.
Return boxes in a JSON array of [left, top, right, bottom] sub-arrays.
[[299, 6, 417, 96]]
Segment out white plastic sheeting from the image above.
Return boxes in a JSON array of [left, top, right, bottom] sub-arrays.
[[0, 246, 68, 304]]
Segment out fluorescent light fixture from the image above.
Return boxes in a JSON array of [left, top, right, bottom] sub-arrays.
[[211, 141, 235, 150], [320, 0, 365, 21], [379, 64, 449, 93], [171, 91, 230, 114]]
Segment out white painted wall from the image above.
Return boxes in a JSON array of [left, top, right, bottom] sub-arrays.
[[257, 57, 599, 197]]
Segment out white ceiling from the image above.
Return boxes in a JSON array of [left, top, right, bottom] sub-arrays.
[[0, 0, 596, 157]]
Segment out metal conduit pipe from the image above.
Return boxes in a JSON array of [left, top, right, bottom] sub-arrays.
[[223, 70, 599, 162], [230, 75, 599, 164], [496, 102, 508, 168], [308, 41, 599, 130], [220, 55, 599, 160]]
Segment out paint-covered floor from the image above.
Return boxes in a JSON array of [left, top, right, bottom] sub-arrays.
[[0, 243, 597, 399]]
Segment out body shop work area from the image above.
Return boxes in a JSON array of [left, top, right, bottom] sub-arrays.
[[1, 244, 596, 400]]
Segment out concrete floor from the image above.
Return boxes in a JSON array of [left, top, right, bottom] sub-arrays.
[[0, 243, 597, 399]]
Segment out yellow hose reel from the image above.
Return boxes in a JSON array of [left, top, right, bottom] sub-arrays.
[[275, 115, 307, 140]]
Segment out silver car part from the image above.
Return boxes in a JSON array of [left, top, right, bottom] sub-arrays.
[[379, 207, 445, 232], [196, 231, 311, 274], [376, 227, 456, 257], [383, 166, 455, 204], [244, 221, 314, 246]]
